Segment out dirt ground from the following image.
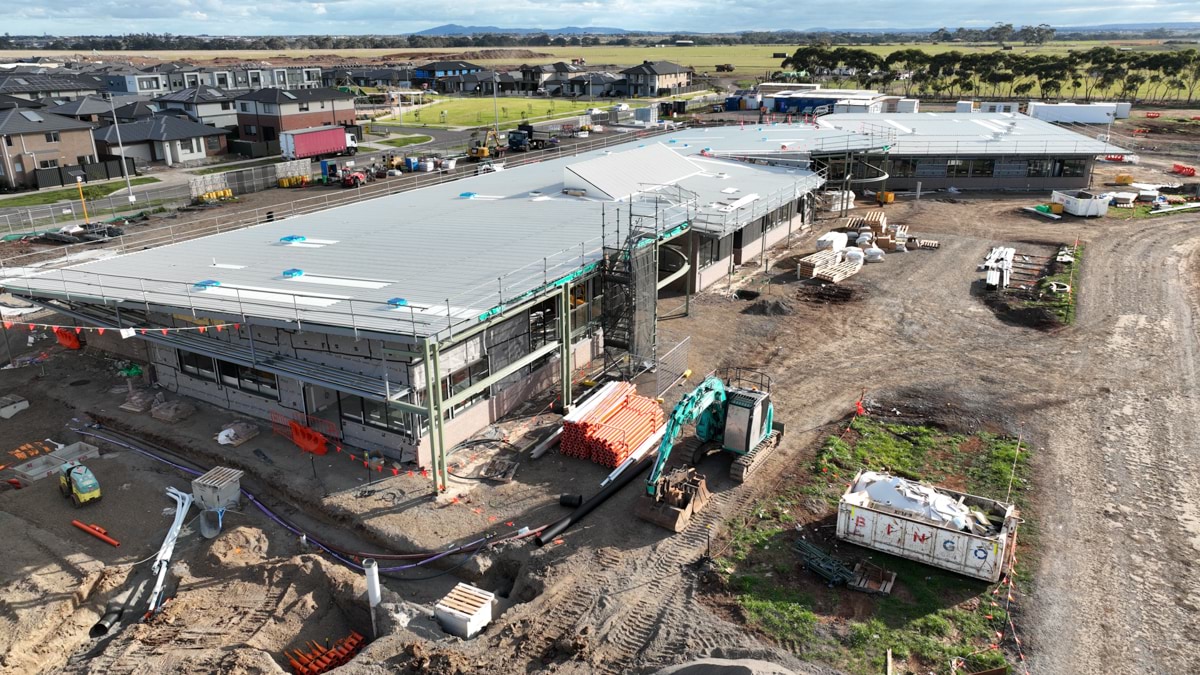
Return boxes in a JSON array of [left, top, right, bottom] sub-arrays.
[[3, 155, 1200, 674]]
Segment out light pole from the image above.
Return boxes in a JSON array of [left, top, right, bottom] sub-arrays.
[[1089, 110, 1115, 187], [105, 94, 135, 204], [492, 71, 501, 137]]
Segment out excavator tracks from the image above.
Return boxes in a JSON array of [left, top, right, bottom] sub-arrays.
[[729, 429, 782, 483]]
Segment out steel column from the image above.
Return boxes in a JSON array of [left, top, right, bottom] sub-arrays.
[[558, 283, 573, 412]]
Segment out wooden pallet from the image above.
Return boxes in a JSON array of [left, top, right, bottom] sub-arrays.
[[814, 259, 863, 283], [797, 249, 842, 277], [863, 209, 888, 233], [915, 239, 940, 250], [848, 561, 896, 596]]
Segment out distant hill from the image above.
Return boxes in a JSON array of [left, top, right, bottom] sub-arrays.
[[413, 24, 633, 36]]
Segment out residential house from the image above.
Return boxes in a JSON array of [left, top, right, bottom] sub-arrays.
[[103, 70, 170, 97], [94, 116, 229, 166], [518, 62, 583, 94], [100, 100, 161, 124], [412, 61, 482, 88], [439, 71, 519, 95], [234, 88, 356, 143], [322, 68, 414, 89], [0, 93, 43, 109], [146, 62, 200, 91], [619, 61, 693, 97], [45, 95, 114, 123], [156, 87, 240, 130], [0, 109, 99, 188], [0, 74, 101, 102], [567, 72, 623, 98]]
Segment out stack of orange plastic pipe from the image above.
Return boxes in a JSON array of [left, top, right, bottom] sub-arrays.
[[286, 631, 365, 675], [560, 382, 664, 468]]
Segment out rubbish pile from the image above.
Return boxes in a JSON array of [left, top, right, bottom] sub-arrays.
[[561, 382, 665, 468], [846, 470, 999, 536], [981, 246, 1015, 290], [799, 210, 929, 284]]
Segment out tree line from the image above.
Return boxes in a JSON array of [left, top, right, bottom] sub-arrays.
[[781, 45, 1200, 102], [4, 25, 1200, 52]]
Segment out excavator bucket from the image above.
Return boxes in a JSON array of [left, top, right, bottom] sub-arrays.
[[635, 467, 712, 532]]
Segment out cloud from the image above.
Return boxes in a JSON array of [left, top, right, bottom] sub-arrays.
[[4, 0, 1199, 34]]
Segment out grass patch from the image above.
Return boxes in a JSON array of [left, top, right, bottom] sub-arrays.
[[1017, 243, 1082, 325], [712, 417, 1032, 674], [0, 177, 160, 207], [188, 157, 285, 175], [375, 96, 648, 128], [376, 135, 432, 148]]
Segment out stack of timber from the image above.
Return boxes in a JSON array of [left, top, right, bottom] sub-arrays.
[[814, 258, 864, 283], [560, 382, 665, 468], [916, 239, 940, 250], [797, 249, 843, 278]]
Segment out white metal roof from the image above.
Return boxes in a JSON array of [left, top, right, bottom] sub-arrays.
[[817, 112, 1124, 156], [563, 143, 703, 200], [4, 126, 826, 339]]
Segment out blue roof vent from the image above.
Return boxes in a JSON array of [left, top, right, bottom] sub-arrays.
[[683, 143, 690, 148], [459, 192, 476, 199], [703, 147, 712, 152], [194, 279, 221, 290], [279, 235, 306, 244], [387, 297, 409, 308], [283, 268, 304, 278], [668, 139, 677, 144]]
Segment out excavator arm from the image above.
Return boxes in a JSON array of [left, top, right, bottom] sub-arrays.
[[646, 376, 726, 496]]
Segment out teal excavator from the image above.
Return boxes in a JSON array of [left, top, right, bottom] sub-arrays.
[[635, 369, 784, 532]]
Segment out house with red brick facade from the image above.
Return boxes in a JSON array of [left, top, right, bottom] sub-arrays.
[[234, 88, 355, 143]]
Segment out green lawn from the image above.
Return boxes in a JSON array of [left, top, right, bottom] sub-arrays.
[[188, 157, 285, 175], [715, 417, 1032, 675], [376, 135, 433, 148], [375, 97, 650, 129], [0, 176, 160, 207]]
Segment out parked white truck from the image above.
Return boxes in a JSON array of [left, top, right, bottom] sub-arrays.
[[836, 470, 1020, 583]]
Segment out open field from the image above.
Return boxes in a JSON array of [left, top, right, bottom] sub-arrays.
[[374, 96, 649, 128], [0, 39, 1186, 75], [1, 128, 1199, 674]]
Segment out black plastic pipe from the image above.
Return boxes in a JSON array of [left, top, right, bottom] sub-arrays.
[[535, 455, 655, 546], [90, 576, 150, 638]]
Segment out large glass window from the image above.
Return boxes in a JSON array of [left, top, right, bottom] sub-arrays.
[[218, 361, 279, 398], [341, 394, 418, 434], [890, 158, 916, 177], [1027, 159, 1052, 178], [1061, 159, 1087, 178], [970, 159, 994, 177], [947, 159, 969, 178], [179, 350, 216, 381]]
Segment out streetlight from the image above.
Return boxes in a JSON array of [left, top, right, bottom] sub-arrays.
[[105, 94, 136, 204], [492, 71, 501, 137], [1089, 110, 1115, 187], [75, 176, 90, 225]]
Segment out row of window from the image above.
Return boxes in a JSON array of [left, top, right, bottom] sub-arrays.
[[238, 100, 329, 114], [339, 359, 490, 436], [889, 157, 1089, 179], [178, 350, 280, 399]]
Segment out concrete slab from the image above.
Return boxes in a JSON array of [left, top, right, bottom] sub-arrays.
[[0, 394, 29, 419]]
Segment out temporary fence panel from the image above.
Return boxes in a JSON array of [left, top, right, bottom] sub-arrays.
[[655, 336, 690, 397]]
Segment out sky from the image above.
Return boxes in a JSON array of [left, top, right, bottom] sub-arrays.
[[4, 0, 1200, 36]]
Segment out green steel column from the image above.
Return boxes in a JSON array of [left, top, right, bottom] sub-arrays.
[[429, 341, 449, 491], [420, 339, 445, 494], [558, 283, 573, 412]]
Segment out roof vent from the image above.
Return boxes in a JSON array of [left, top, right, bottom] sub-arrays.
[[387, 297, 409, 308], [282, 268, 304, 278], [459, 192, 476, 199], [194, 279, 221, 290], [279, 235, 306, 244]]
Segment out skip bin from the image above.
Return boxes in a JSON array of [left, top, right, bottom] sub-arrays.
[[836, 470, 1019, 583]]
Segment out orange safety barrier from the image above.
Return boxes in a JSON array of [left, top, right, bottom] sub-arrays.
[[1144, 111, 1161, 118], [52, 327, 82, 350], [1132, 128, 1151, 134], [1104, 154, 1126, 162], [288, 421, 328, 455]]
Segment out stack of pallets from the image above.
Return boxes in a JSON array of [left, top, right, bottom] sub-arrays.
[[814, 258, 864, 283], [797, 249, 842, 278], [916, 239, 940, 250], [561, 382, 664, 468], [286, 632, 365, 675]]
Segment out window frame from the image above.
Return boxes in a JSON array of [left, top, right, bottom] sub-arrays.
[[44, 131, 60, 143]]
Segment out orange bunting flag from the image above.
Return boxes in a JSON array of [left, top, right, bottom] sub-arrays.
[[161, 328, 169, 335], [75, 327, 82, 333], [2, 322, 11, 329], [216, 325, 223, 332], [97, 328, 105, 335], [198, 326, 206, 333]]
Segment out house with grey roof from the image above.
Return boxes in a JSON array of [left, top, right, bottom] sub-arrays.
[[45, 95, 114, 123], [234, 88, 356, 143], [619, 61, 693, 97], [0, 74, 100, 102], [93, 116, 229, 166], [156, 87, 239, 129], [0, 108, 99, 187]]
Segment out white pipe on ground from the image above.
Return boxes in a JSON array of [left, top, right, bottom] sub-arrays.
[[146, 487, 193, 616]]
